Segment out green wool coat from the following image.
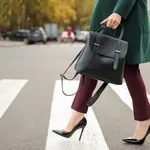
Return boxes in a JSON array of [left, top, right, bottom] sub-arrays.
[[89, 0, 150, 64]]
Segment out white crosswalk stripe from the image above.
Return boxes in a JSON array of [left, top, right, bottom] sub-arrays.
[[109, 83, 150, 111], [45, 80, 109, 150], [0, 79, 28, 119]]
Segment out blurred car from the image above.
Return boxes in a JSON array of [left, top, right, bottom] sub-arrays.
[[45, 23, 58, 41], [2, 29, 30, 41], [75, 31, 89, 42], [2, 32, 11, 40], [60, 31, 75, 43], [27, 27, 47, 44]]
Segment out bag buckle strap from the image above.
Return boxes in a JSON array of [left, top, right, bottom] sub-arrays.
[[113, 49, 121, 70]]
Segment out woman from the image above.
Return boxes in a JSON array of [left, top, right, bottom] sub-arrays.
[[53, 0, 150, 145]]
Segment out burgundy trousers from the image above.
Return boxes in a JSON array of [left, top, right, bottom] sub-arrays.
[[71, 64, 150, 121]]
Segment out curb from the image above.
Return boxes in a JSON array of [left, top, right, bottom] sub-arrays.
[[0, 40, 25, 47]]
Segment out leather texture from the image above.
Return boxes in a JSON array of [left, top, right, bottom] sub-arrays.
[[75, 24, 128, 85]]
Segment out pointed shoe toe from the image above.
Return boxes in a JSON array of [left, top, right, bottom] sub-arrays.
[[123, 137, 137, 142], [52, 129, 70, 138], [123, 137, 145, 145], [52, 129, 62, 135], [123, 126, 150, 145]]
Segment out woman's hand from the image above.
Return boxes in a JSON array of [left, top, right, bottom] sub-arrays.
[[100, 13, 121, 29]]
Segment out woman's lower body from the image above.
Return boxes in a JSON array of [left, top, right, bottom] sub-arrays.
[[53, 64, 150, 144]]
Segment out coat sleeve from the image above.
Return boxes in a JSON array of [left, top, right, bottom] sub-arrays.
[[113, 0, 137, 19]]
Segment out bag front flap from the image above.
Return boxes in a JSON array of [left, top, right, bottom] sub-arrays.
[[89, 31, 128, 59]]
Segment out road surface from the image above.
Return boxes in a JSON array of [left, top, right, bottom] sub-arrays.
[[0, 42, 150, 150]]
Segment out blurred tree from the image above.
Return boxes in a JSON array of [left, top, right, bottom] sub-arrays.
[[0, 0, 11, 30], [72, 0, 96, 30], [49, 0, 76, 25], [0, 0, 95, 31]]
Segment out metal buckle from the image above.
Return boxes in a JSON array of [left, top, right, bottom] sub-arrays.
[[115, 50, 121, 53], [94, 43, 100, 47]]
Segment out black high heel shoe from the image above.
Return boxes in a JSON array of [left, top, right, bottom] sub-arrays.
[[52, 117, 87, 141], [123, 126, 150, 145]]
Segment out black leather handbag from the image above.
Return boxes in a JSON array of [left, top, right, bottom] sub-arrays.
[[61, 24, 128, 106]]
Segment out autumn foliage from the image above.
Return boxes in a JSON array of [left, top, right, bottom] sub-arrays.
[[0, 0, 95, 30]]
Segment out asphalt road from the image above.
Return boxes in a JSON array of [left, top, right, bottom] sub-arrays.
[[0, 42, 150, 150]]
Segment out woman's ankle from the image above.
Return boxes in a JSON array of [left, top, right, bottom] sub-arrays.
[[137, 119, 150, 125], [65, 111, 84, 132], [72, 110, 84, 118]]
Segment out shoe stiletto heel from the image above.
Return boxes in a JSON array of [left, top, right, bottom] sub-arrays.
[[79, 126, 85, 141], [52, 117, 87, 141], [123, 126, 150, 145]]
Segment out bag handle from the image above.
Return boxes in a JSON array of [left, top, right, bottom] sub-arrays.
[[97, 23, 124, 39], [61, 74, 85, 96], [60, 49, 83, 79], [60, 45, 86, 96]]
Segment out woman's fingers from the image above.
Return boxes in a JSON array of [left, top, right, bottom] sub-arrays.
[[111, 21, 119, 29], [100, 18, 109, 24], [113, 22, 120, 29], [111, 20, 118, 29], [100, 13, 121, 29], [107, 19, 120, 29], [107, 19, 114, 28]]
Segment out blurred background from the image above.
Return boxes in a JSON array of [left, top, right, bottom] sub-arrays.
[[0, 0, 150, 44], [0, 0, 96, 44]]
